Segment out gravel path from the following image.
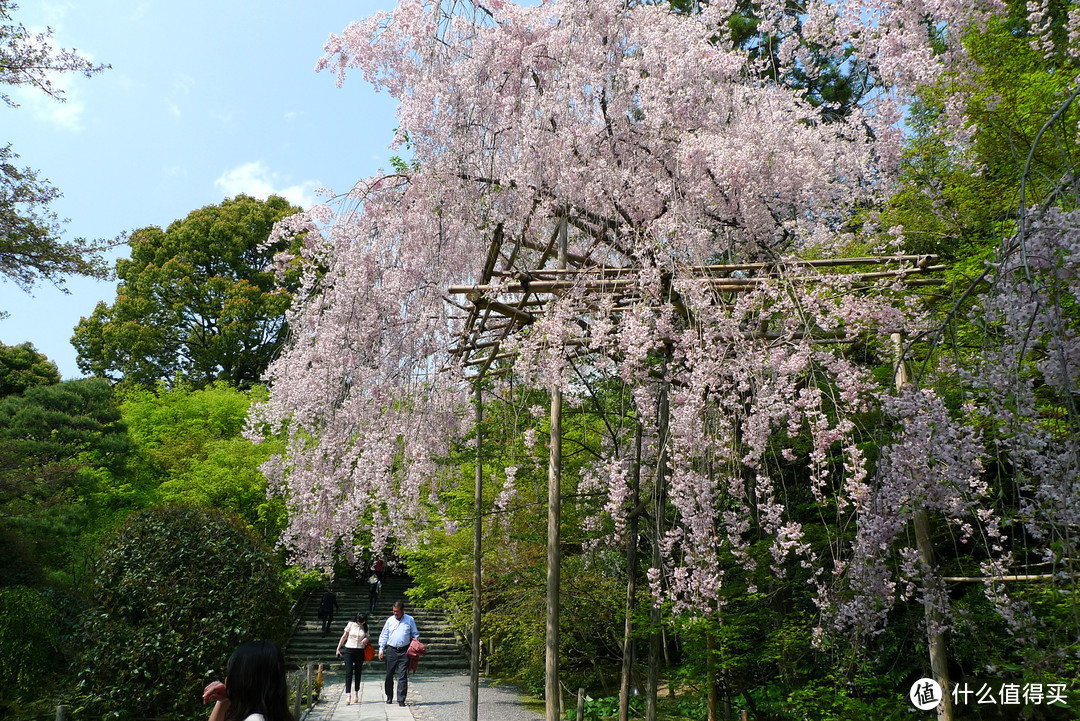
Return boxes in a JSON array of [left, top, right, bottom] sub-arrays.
[[406, 671, 543, 721]]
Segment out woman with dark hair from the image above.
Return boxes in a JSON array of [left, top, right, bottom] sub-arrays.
[[202, 640, 293, 721], [335, 613, 369, 705]]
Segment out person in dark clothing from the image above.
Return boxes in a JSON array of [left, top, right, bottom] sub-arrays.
[[368, 573, 381, 615], [202, 640, 293, 721], [318, 589, 339, 635], [373, 558, 385, 584]]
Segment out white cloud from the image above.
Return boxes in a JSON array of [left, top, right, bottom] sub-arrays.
[[38, 1, 74, 27], [214, 161, 318, 209], [129, 2, 152, 22], [13, 83, 86, 132], [10, 29, 89, 132], [165, 72, 194, 118]]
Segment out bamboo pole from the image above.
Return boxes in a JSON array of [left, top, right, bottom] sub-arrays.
[[707, 632, 717, 721], [448, 268, 946, 296], [470, 382, 483, 721], [294, 671, 302, 720], [914, 511, 954, 721], [619, 426, 642, 721], [646, 372, 669, 721], [943, 574, 1074, 582], [489, 254, 939, 277], [894, 332, 954, 721], [545, 218, 567, 721], [467, 295, 537, 324]]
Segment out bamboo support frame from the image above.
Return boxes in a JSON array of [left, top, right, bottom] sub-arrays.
[[448, 214, 953, 721], [448, 264, 945, 296]]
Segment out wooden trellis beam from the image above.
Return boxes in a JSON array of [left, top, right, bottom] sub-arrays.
[[448, 264, 946, 296], [467, 294, 536, 325], [488, 254, 938, 278]]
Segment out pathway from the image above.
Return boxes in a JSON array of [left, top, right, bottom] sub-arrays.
[[302, 670, 543, 721]]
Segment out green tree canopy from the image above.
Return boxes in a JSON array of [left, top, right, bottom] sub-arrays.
[[72, 194, 307, 389], [0, 378, 128, 506], [0, 341, 60, 397], [0, 1, 110, 294], [0, 378, 129, 581], [119, 383, 287, 543], [73, 506, 289, 721]]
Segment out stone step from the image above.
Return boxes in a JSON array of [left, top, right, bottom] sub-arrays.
[[285, 576, 468, 670]]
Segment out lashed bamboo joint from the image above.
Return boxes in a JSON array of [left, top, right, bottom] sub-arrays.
[[449, 242, 945, 379]]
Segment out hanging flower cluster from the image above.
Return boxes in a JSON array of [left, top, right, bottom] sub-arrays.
[[248, 0, 1076, 648]]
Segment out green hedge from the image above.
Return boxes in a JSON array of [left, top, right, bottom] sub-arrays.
[[0, 586, 58, 703], [72, 506, 288, 720]]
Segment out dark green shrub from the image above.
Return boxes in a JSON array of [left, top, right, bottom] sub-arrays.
[[72, 506, 288, 720], [0, 525, 45, 588], [0, 585, 58, 704]]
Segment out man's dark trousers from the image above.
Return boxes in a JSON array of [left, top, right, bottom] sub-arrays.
[[384, 645, 409, 703]]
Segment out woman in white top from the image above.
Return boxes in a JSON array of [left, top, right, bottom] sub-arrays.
[[335, 613, 370, 705]]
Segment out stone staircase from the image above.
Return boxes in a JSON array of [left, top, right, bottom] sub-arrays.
[[285, 575, 469, 673]]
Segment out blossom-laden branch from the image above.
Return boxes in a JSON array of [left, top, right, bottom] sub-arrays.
[[251, 0, 1080, 655]]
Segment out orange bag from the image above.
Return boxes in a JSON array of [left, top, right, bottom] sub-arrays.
[[363, 644, 376, 662]]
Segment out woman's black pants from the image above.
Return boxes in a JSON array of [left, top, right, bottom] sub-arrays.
[[342, 648, 363, 694]]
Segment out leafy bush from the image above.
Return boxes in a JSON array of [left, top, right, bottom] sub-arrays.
[[72, 506, 289, 720], [281, 566, 328, 607], [119, 383, 287, 544], [0, 525, 44, 588], [0, 586, 58, 705]]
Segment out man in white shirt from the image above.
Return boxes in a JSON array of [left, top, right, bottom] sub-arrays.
[[378, 600, 420, 706]]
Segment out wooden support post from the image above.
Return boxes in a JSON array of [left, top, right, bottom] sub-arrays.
[[707, 632, 717, 721], [545, 217, 567, 721], [470, 382, 483, 721], [915, 509, 954, 721], [647, 376, 669, 721], [294, 671, 302, 720], [56, 704, 67, 721], [619, 426, 642, 721], [577, 687, 586, 721], [892, 332, 953, 721], [306, 663, 312, 708]]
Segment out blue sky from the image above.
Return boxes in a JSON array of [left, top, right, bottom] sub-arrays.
[[0, 0, 399, 378]]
